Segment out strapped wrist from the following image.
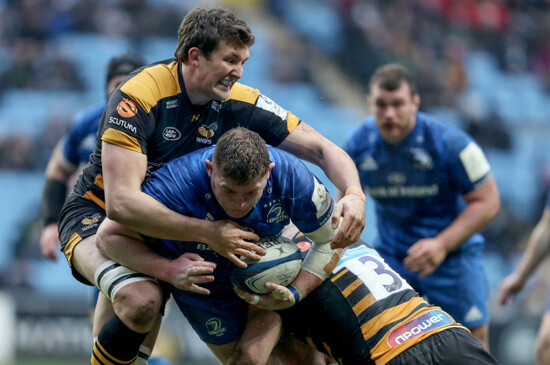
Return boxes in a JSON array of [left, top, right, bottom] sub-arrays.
[[287, 285, 301, 303], [41, 179, 68, 225]]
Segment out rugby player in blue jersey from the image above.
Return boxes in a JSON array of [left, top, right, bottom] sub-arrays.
[[57, 8, 365, 365], [343, 64, 500, 349], [498, 191, 550, 364], [97, 127, 498, 365]]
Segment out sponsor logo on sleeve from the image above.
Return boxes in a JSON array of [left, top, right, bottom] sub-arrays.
[[256, 94, 288, 121], [311, 177, 331, 219], [459, 142, 490, 182], [108, 117, 137, 134], [116, 98, 138, 118]]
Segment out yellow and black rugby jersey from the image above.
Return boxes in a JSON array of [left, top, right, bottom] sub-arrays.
[[72, 59, 300, 205], [280, 243, 467, 365]]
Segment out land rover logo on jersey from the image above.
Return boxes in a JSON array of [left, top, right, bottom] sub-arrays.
[[116, 98, 138, 118], [267, 202, 287, 223], [205, 318, 226, 336], [163, 127, 181, 141], [198, 123, 218, 138]]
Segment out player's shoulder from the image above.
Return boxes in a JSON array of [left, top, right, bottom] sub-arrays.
[[120, 59, 180, 113], [226, 82, 260, 105], [72, 100, 106, 132], [418, 111, 472, 146], [267, 146, 302, 168]]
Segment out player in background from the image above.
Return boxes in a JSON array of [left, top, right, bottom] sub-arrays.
[[39, 52, 145, 260], [342, 63, 500, 349], [498, 191, 550, 364], [57, 7, 365, 365], [39, 53, 172, 365], [96, 127, 341, 363]]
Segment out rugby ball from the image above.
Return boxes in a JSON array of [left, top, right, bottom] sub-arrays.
[[230, 236, 303, 294]]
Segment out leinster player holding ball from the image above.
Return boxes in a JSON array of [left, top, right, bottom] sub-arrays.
[[98, 128, 498, 364]]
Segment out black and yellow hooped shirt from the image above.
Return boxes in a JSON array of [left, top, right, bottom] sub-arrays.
[[72, 59, 300, 207]]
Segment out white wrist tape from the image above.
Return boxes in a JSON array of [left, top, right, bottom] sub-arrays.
[[302, 218, 342, 281]]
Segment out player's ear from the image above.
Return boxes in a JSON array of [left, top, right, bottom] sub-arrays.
[[413, 93, 421, 110], [188, 47, 200, 67], [205, 159, 213, 177], [267, 162, 275, 178]]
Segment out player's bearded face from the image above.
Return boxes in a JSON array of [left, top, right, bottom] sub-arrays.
[[210, 172, 268, 218], [196, 42, 249, 102], [369, 82, 420, 145]]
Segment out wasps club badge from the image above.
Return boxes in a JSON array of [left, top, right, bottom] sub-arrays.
[[117, 98, 138, 118]]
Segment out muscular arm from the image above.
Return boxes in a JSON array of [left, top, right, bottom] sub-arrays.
[[498, 207, 550, 305], [437, 177, 500, 251], [404, 177, 500, 277], [279, 122, 366, 248], [97, 218, 216, 294], [101, 142, 263, 266]]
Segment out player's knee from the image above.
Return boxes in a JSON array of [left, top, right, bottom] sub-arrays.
[[112, 281, 162, 331]]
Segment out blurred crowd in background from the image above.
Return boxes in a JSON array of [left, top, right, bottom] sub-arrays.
[[1, 0, 550, 363]]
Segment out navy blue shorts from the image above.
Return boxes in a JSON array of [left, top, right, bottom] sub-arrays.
[[378, 246, 489, 329], [170, 263, 248, 346]]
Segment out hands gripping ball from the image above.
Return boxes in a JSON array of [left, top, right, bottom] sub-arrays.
[[230, 236, 303, 294]]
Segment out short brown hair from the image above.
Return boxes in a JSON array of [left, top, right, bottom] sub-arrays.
[[212, 127, 270, 184], [175, 7, 255, 63], [368, 63, 418, 96]]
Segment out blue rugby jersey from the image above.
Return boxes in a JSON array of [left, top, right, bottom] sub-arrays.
[[344, 111, 492, 256], [141, 146, 333, 266], [60, 101, 105, 169]]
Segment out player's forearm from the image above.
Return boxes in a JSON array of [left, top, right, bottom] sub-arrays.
[[513, 217, 550, 282], [317, 145, 365, 200], [105, 190, 213, 243], [96, 226, 171, 281], [437, 200, 499, 252]]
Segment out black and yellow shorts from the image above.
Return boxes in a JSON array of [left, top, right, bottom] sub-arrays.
[[58, 193, 106, 285]]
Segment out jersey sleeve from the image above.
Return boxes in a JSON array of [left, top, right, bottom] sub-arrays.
[[278, 153, 334, 234], [99, 87, 155, 156], [226, 84, 300, 146], [444, 129, 492, 194]]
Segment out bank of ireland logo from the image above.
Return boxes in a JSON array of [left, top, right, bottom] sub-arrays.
[[163, 127, 181, 141], [206, 318, 227, 337]]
